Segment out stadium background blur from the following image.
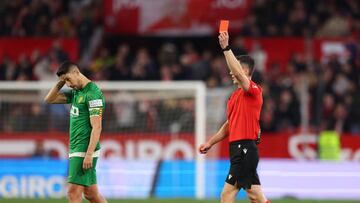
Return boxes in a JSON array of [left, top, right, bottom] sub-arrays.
[[0, 0, 359, 202]]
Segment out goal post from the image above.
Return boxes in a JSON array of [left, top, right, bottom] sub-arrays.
[[0, 81, 207, 199], [98, 81, 207, 199]]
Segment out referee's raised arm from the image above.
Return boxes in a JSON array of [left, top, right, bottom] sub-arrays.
[[219, 31, 250, 91]]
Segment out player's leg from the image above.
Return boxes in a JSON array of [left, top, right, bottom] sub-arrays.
[[221, 182, 240, 203], [245, 184, 268, 203], [84, 184, 107, 203], [68, 183, 84, 203], [68, 156, 101, 202], [68, 157, 86, 203]]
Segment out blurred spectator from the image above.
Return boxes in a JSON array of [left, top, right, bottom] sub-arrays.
[[206, 56, 228, 88], [107, 53, 130, 80], [26, 103, 47, 131], [7, 104, 27, 132], [317, 10, 350, 37], [261, 109, 277, 133], [157, 99, 183, 132], [190, 50, 212, 80], [0, 57, 18, 80], [158, 43, 178, 66], [322, 94, 335, 120], [131, 48, 157, 80], [90, 47, 113, 73], [15, 54, 33, 80], [250, 42, 267, 74], [31, 141, 53, 159], [231, 36, 247, 56], [34, 56, 57, 80], [327, 103, 351, 133], [274, 89, 300, 131]]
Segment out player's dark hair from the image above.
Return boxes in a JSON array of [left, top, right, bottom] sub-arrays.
[[236, 55, 255, 76], [56, 61, 78, 77]]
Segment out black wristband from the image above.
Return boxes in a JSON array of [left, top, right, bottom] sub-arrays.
[[222, 45, 231, 52]]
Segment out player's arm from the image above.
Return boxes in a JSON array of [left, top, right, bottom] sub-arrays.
[[44, 80, 68, 104], [219, 32, 250, 91], [83, 115, 102, 170], [198, 120, 229, 154]]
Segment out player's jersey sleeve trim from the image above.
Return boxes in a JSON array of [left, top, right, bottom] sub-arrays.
[[89, 107, 103, 117], [69, 150, 100, 158]]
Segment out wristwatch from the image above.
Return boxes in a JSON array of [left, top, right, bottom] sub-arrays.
[[222, 45, 231, 52]]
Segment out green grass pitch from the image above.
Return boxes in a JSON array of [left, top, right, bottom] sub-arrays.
[[1, 199, 359, 203]]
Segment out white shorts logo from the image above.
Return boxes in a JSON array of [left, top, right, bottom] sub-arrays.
[[243, 148, 248, 154], [89, 99, 103, 107]]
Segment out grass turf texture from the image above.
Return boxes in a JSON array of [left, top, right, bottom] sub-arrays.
[[1, 199, 359, 203]]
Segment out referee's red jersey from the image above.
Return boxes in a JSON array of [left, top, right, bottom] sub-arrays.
[[227, 80, 263, 142]]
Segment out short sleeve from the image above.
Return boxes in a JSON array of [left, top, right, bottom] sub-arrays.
[[86, 91, 104, 117], [246, 81, 262, 96], [63, 91, 73, 104]]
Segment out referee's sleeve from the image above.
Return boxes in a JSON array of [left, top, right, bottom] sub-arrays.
[[246, 81, 261, 96]]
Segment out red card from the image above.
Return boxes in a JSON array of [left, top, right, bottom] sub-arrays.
[[219, 20, 229, 33]]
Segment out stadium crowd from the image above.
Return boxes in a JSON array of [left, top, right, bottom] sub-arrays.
[[0, 0, 359, 134], [242, 0, 359, 37], [0, 0, 102, 53]]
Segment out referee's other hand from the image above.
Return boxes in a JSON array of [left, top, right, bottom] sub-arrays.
[[198, 143, 212, 154]]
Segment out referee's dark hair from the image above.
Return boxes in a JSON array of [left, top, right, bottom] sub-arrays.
[[56, 61, 79, 77], [236, 55, 255, 76]]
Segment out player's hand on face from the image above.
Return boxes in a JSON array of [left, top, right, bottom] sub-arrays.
[[59, 75, 65, 82], [218, 31, 229, 49], [198, 143, 212, 154], [83, 154, 93, 170], [58, 75, 66, 85]]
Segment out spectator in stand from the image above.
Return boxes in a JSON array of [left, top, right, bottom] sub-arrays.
[[131, 48, 157, 80], [107, 53, 130, 81], [26, 103, 48, 131], [331, 103, 351, 133], [0, 57, 16, 80], [274, 89, 300, 131], [250, 42, 267, 74], [190, 50, 212, 81], [206, 56, 228, 87], [15, 54, 33, 80], [31, 141, 54, 159], [34, 56, 57, 81], [179, 42, 200, 78]]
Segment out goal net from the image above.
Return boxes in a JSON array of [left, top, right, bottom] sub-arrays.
[[0, 81, 206, 198]]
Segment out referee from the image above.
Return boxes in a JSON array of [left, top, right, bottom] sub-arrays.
[[199, 31, 270, 203]]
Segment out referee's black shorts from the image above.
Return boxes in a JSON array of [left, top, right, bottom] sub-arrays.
[[225, 139, 260, 190]]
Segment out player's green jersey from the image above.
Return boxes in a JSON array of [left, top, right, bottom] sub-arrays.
[[64, 82, 105, 154]]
